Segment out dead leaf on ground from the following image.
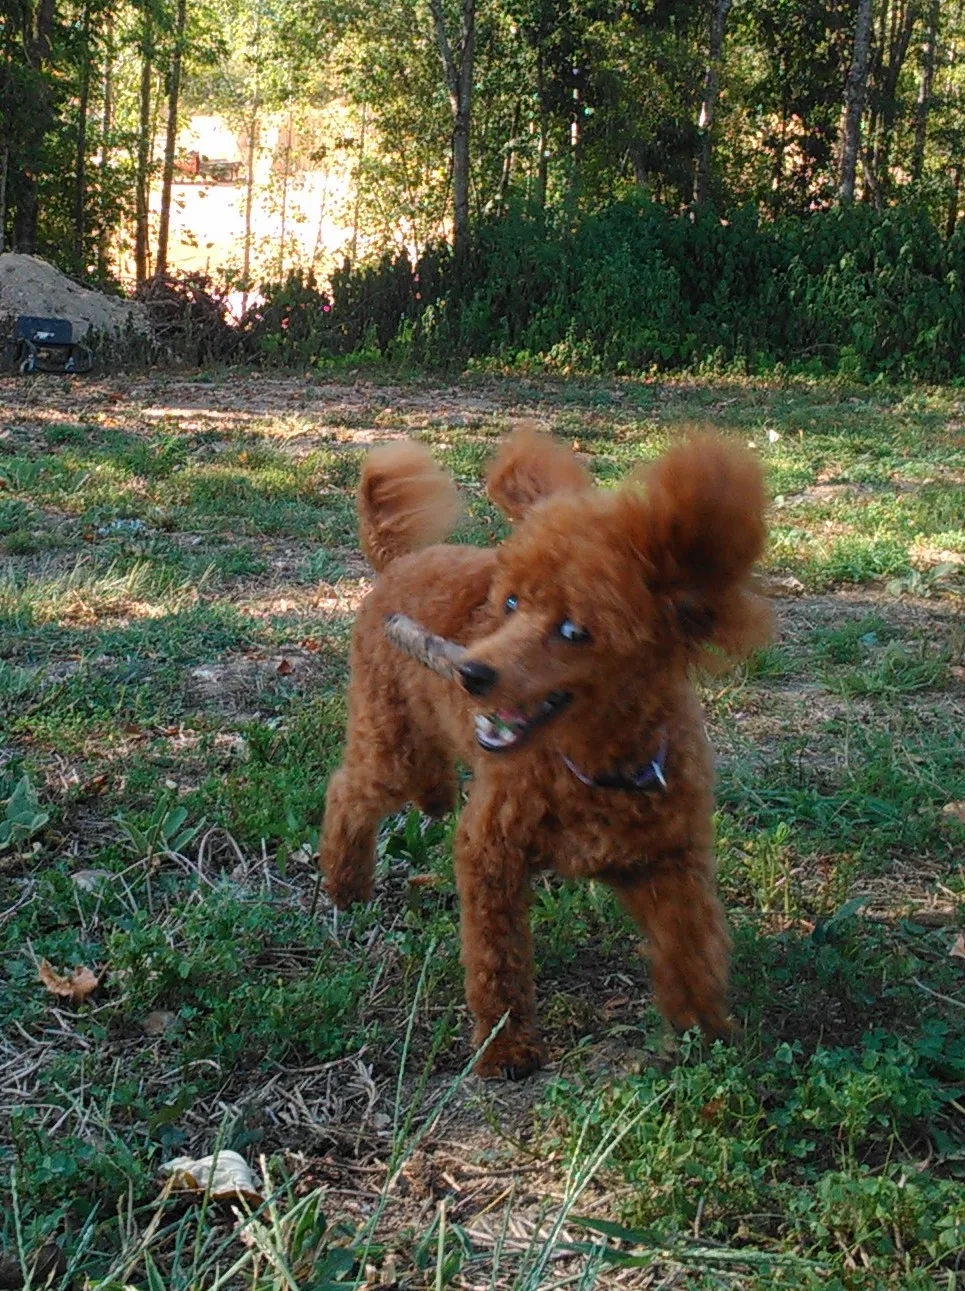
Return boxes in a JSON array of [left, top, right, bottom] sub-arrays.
[[161, 1150, 263, 1204], [72, 868, 112, 893], [950, 934, 965, 963], [942, 802, 965, 825], [407, 873, 444, 889], [38, 958, 101, 1004], [276, 657, 295, 676], [142, 1010, 178, 1036], [0, 1243, 65, 1290]]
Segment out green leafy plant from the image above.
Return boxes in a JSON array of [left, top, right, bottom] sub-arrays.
[[115, 801, 204, 864], [0, 776, 49, 852]]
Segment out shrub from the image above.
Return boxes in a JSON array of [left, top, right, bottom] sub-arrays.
[[248, 201, 965, 380]]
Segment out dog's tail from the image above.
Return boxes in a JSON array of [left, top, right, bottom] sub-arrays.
[[357, 442, 460, 573]]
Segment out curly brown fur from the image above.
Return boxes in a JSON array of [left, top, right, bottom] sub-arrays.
[[486, 422, 591, 520], [358, 441, 461, 572], [320, 428, 771, 1079]]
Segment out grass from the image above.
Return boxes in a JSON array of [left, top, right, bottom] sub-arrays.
[[0, 368, 963, 1289]]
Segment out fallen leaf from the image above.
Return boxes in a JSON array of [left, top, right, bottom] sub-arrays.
[[0, 1242, 65, 1290], [942, 802, 965, 825], [407, 873, 443, 889], [72, 868, 112, 893], [38, 959, 100, 1004], [161, 1150, 263, 1204], [951, 666, 965, 683], [143, 1010, 177, 1036], [950, 934, 965, 963], [276, 658, 295, 676]]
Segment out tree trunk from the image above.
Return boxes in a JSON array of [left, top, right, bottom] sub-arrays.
[[837, 0, 875, 203], [568, 66, 584, 201], [241, 100, 258, 314], [535, 47, 548, 211], [12, 0, 56, 253], [97, 16, 114, 276], [73, 0, 92, 268], [0, 47, 10, 252], [629, 139, 649, 192], [497, 98, 520, 214], [134, 5, 153, 286], [693, 0, 733, 206], [155, 0, 187, 280], [947, 165, 962, 239], [350, 100, 366, 263], [277, 105, 293, 279], [870, 0, 920, 193], [911, 0, 939, 182], [429, 0, 475, 264], [0, 143, 8, 254]]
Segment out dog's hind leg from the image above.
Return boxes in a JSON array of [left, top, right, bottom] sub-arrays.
[[320, 763, 404, 908], [608, 860, 732, 1041]]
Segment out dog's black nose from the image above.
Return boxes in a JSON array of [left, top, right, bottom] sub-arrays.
[[459, 660, 497, 696]]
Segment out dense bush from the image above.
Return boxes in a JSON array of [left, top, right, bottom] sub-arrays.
[[249, 201, 965, 381]]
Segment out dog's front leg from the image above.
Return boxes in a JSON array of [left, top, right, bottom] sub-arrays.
[[454, 797, 545, 1080], [608, 857, 732, 1042]]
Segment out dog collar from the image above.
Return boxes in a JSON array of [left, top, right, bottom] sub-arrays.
[[561, 733, 668, 793]]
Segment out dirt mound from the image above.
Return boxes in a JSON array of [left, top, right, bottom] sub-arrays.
[[0, 253, 150, 341]]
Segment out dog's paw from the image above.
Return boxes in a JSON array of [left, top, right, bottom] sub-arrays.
[[323, 871, 373, 910], [667, 1009, 736, 1046], [474, 1032, 546, 1081]]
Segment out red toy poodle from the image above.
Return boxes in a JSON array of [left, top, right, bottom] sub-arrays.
[[320, 427, 771, 1078]]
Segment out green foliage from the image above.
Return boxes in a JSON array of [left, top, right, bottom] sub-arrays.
[[0, 775, 49, 851], [248, 203, 965, 382], [1, 372, 963, 1289], [542, 1018, 965, 1273], [114, 798, 205, 862]]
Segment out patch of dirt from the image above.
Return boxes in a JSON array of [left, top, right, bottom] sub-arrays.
[[185, 647, 335, 714], [0, 253, 150, 342]]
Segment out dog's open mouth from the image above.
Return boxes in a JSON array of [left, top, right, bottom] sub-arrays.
[[474, 691, 572, 752]]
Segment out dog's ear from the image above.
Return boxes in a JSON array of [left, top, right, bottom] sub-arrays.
[[624, 435, 772, 659], [487, 424, 591, 521]]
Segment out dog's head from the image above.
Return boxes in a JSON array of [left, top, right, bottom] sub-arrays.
[[460, 427, 772, 753]]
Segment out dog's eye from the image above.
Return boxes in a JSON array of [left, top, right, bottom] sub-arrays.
[[505, 595, 518, 614], [558, 619, 591, 644]]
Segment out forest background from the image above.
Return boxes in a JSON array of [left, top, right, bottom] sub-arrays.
[[1, 0, 964, 378]]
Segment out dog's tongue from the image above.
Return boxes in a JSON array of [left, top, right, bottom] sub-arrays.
[[497, 708, 525, 724]]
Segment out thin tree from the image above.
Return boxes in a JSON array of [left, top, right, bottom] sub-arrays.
[[277, 103, 293, 279], [240, 94, 258, 313], [13, 0, 55, 252], [72, 0, 93, 267], [868, 0, 920, 193], [97, 13, 114, 276], [693, 0, 733, 206], [497, 97, 521, 213], [0, 42, 11, 252], [428, 0, 475, 263], [350, 100, 366, 263], [911, 0, 939, 181], [134, 0, 154, 285], [155, 0, 187, 280], [837, 0, 875, 202]]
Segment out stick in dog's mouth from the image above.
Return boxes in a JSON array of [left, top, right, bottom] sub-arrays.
[[384, 613, 469, 684]]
